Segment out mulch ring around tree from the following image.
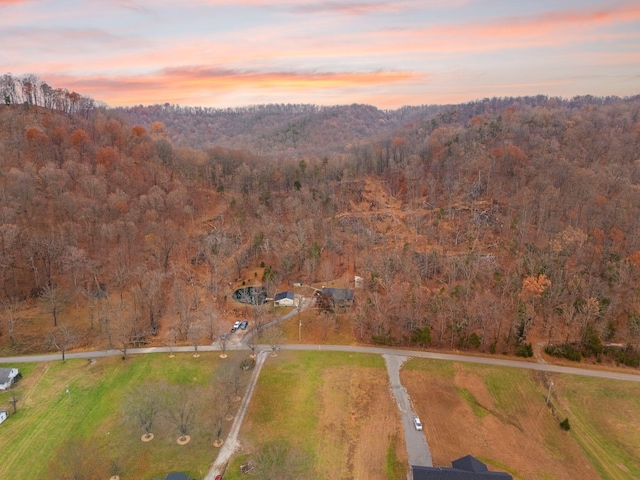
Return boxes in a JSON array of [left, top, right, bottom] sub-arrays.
[[177, 435, 191, 445], [141, 433, 154, 442], [213, 439, 224, 447]]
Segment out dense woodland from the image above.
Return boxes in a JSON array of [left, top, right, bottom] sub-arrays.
[[2, 73, 640, 366]]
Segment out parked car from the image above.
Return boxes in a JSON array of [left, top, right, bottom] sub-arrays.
[[240, 320, 249, 330], [215, 475, 222, 480], [231, 321, 241, 332], [220, 332, 229, 341], [414, 417, 423, 431]]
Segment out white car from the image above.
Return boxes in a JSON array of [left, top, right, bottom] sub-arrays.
[[414, 417, 423, 431], [231, 321, 241, 332]]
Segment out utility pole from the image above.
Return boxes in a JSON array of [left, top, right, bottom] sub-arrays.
[[297, 295, 303, 342]]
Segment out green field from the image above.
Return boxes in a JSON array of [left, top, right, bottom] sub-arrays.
[[0, 352, 250, 479], [2, 351, 640, 480], [556, 375, 640, 479], [224, 350, 406, 480]]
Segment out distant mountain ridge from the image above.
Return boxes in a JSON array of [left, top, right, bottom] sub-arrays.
[[117, 94, 640, 157]]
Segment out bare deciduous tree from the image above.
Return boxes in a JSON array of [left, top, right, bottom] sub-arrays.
[[262, 325, 283, 354], [2, 298, 23, 345], [125, 383, 161, 440], [165, 386, 198, 442], [47, 324, 76, 362], [40, 284, 67, 327]]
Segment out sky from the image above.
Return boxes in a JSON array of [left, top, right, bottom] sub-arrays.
[[1, 0, 639, 108]]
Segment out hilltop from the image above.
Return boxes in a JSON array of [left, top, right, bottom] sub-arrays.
[[1, 81, 640, 370]]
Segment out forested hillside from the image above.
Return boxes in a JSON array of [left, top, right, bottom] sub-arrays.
[[2, 73, 640, 367]]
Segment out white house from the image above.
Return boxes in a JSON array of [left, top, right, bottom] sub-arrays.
[[274, 291, 295, 307], [0, 368, 19, 390], [0, 410, 8, 425]]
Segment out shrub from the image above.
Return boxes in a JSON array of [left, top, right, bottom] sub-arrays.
[[560, 417, 571, 431], [582, 324, 603, 356], [516, 342, 533, 357], [372, 333, 396, 346], [411, 326, 431, 346], [241, 358, 256, 371], [545, 344, 582, 362], [604, 344, 640, 368], [468, 332, 481, 349]]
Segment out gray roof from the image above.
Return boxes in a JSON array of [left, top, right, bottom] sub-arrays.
[[321, 288, 354, 302], [452, 455, 489, 473], [412, 456, 512, 480], [274, 291, 294, 301], [0, 368, 16, 384], [164, 473, 189, 480]]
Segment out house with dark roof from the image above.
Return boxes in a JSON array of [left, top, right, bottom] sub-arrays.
[[0, 368, 19, 390], [412, 455, 512, 480], [274, 291, 295, 307], [164, 473, 190, 480], [320, 287, 354, 308]]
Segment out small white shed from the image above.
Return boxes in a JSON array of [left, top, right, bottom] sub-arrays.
[[0, 410, 8, 425], [0, 368, 18, 390], [274, 291, 295, 307]]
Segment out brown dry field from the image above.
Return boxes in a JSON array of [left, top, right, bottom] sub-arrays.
[[315, 364, 406, 479], [239, 351, 406, 480], [402, 360, 601, 480]]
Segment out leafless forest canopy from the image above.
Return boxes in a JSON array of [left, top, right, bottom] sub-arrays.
[[2, 74, 640, 365]]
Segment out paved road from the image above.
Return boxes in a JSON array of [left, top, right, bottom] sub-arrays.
[[384, 354, 432, 469], [278, 344, 640, 383], [2, 343, 639, 382]]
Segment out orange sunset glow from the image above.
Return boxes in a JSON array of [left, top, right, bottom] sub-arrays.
[[1, 0, 639, 107]]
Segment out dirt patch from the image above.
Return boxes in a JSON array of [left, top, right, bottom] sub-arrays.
[[402, 363, 600, 480], [316, 365, 406, 479]]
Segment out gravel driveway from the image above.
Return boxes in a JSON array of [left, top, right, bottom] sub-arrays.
[[383, 354, 433, 469]]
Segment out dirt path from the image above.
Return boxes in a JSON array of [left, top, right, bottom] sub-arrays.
[[384, 354, 433, 471], [204, 350, 268, 480]]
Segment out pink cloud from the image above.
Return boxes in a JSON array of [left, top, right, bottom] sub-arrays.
[[45, 67, 425, 106], [291, 2, 404, 15], [408, 2, 640, 44]]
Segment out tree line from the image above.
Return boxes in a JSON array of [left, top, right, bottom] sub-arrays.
[[1, 82, 640, 366], [1, 73, 95, 115]]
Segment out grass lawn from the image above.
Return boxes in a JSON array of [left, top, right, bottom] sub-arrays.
[[0, 352, 250, 479], [555, 375, 640, 479], [402, 359, 640, 480], [224, 350, 407, 480]]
